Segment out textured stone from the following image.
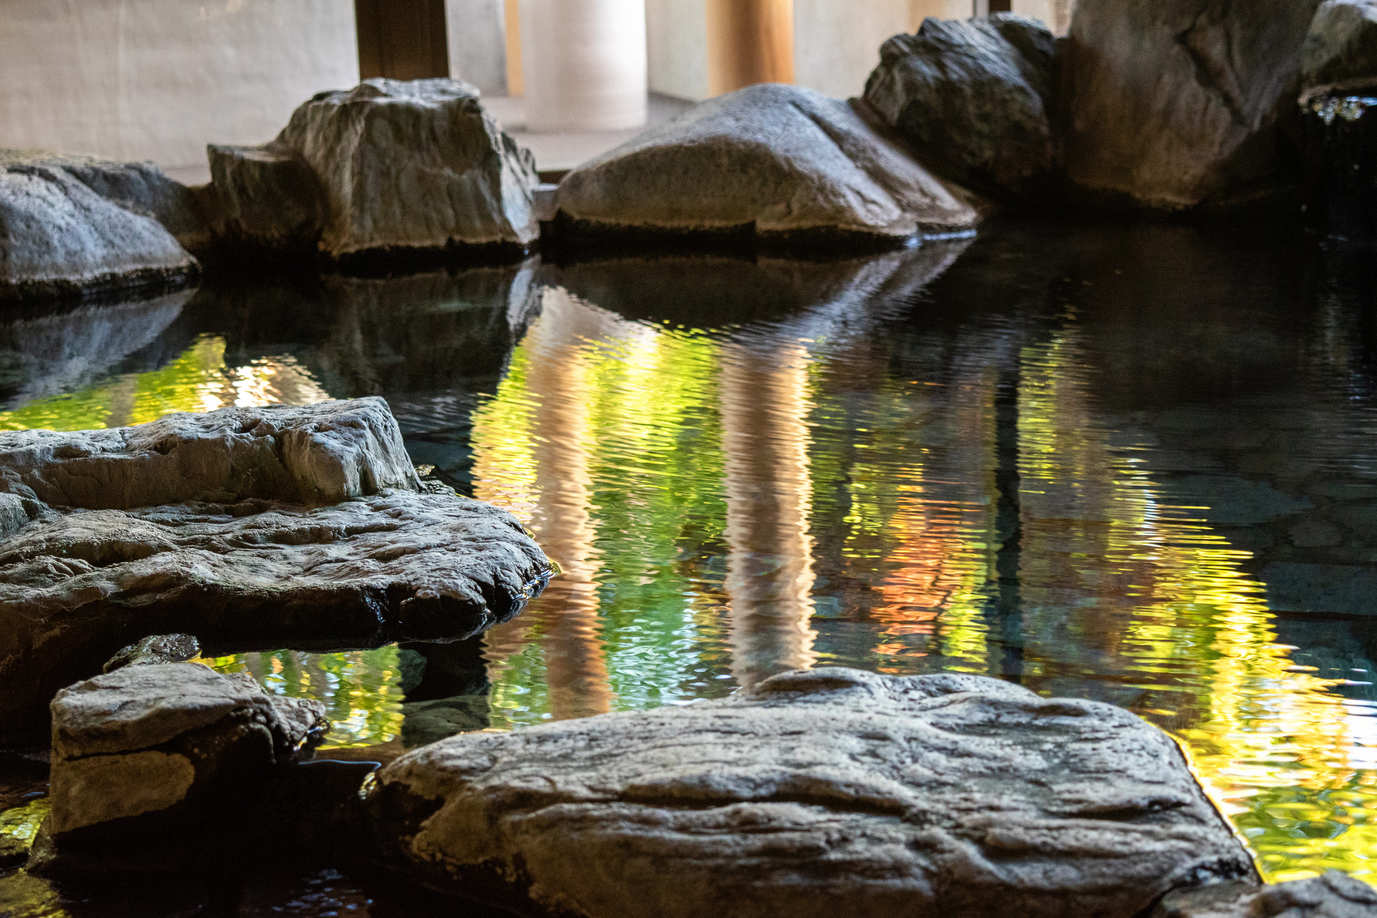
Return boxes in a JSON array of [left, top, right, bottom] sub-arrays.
[[0, 152, 200, 301], [1302, 0, 1377, 93], [863, 14, 1058, 198], [1061, 0, 1323, 209], [554, 83, 981, 246], [102, 634, 201, 673], [206, 144, 323, 250], [367, 667, 1255, 918], [1153, 872, 1377, 917], [51, 154, 216, 254], [212, 78, 539, 260], [42, 663, 325, 849]]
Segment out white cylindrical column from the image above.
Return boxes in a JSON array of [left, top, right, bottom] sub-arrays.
[[520, 0, 647, 133]]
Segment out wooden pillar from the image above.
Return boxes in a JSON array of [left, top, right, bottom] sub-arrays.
[[706, 0, 794, 96], [354, 0, 449, 80]]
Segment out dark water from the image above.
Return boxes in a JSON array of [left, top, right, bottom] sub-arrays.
[[2, 220, 1376, 910]]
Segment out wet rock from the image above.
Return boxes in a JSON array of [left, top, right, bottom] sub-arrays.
[[366, 667, 1255, 917], [31, 663, 324, 874], [553, 83, 981, 247], [0, 396, 419, 510], [862, 14, 1058, 199], [1061, 0, 1323, 209], [102, 634, 201, 673], [1153, 871, 1377, 917], [212, 78, 539, 261], [0, 397, 551, 738], [0, 152, 200, 301], [1302, 0, 1377, 92]]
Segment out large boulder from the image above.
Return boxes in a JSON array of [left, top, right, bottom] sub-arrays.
[[0, 152, 200, 301], [209, 78, 540, 261], [553, 83, 982, 247], [365, 667, 1256, 917], [0, 397, 551, 738], [862, 14, 1059, 199], [1061, 0, 1324, 209], [32, 663, 325, 874], [1301, 0, 1377, 92]]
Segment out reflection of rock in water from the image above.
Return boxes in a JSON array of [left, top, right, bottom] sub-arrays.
[[397, 641, 492, 747], [0, 288, 192, 407]]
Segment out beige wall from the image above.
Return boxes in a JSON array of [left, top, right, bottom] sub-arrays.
[[0, 0, 357, 170], [646, 0, 710, 100]]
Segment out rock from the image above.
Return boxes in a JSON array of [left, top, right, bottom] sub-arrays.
[[862, 14, 1058, 199], [102, 634, 201, 673], [0, 152, 200, 301], [1153, 872, 1377, 917], [365, 667, 1255, 917], [553, 83, 981, 247], [211, 78, 539, 261], [0, 397, 551, 738], [51, 154, 217, 254], [1302, 0, 1377, 92], [0, 396, 420, 510], [1061, 0, 1323, 209], [32, 663, 325, 873]]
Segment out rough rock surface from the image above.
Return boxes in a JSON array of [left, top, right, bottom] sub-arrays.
[[102, 634, 201, 672], [1061, 0, 1324, 209], [51, 154, 216, 253], [35, 663, 325, 873], [211, 78, 539, 260], [366, 667, 1255, 918], [0, 152, 200, 300], [863, 14, 1058, 198], [553, 83, 981, 245], [1153, 872, 1377, 917], [1302, 0, 1377, 93], [0, 398, 550, 737]]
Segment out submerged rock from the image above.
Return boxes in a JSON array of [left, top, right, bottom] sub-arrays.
[[366, 667, 1255, 917], [863, 14, 1058, 199], [210, 78, 540, 261], [1061, 0, 1323, 209], [0, 152, 199, 301], [1153, 871, 1377, 917], [0, 397, 550, 738], [32, 663, 325, 874], [1302, 0, 1377, 92], [553, 83, 981, 247]]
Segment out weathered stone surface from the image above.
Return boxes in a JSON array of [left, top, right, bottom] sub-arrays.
[[554, 83, 981, 246], [0, 152, 200, 301], [51, 154, 216, 254], [863, 14, 1058, 198], [0, 396, 419, 510], [39, 663, 325, 868], [212, 78, 539, 260], [0, 397, 551, 737], [366, 667, 1255, 917], [1061, 0, 1323, 209], [1302, 0, 1377, 93], [102, 634, 201, 673], [206, 144, 322, 250], [1153, 872, 1377, 917]]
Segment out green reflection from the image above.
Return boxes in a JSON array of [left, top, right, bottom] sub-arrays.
[[0, 796, 47, 849]]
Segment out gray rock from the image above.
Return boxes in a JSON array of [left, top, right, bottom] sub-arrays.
[[1153, 871, 1377, 917], [366, 667, 1255, 918], [554, 83, 982, 246], [52, 153, 217, 254], [212, 78, 539, 260], [1302, 0, 1377, 94], [0, 397, 551, 738], [863, 14, 1058, 198], [34, 663, 325, 873], [1061, 0, 1323, 209], [0, 152, 200, 301], [0, 396, 419, 510], [206, 144, 323, 250], [102, 634, 201, 673]]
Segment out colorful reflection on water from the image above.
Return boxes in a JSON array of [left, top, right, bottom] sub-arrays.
[[2, 225, 1375, 884]]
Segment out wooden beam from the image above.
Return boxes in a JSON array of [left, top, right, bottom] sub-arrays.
[[706, 0, 794, 96], [504, 0, 523, 96], [354, 0, 449, 81]]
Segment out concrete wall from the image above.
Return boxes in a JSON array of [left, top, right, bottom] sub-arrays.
[[0, 0, 357, 170], [646, 0, 710, 100], [447, 0, 508, 94]]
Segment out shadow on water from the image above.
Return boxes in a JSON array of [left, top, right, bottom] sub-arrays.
[[4, 222, 1377, 908]]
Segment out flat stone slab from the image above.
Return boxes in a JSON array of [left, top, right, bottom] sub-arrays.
[[0, 151, 200, 301], [553, 83, 981, 246], [0, 398, 550, 738], [366, 668, 1256, 918]]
